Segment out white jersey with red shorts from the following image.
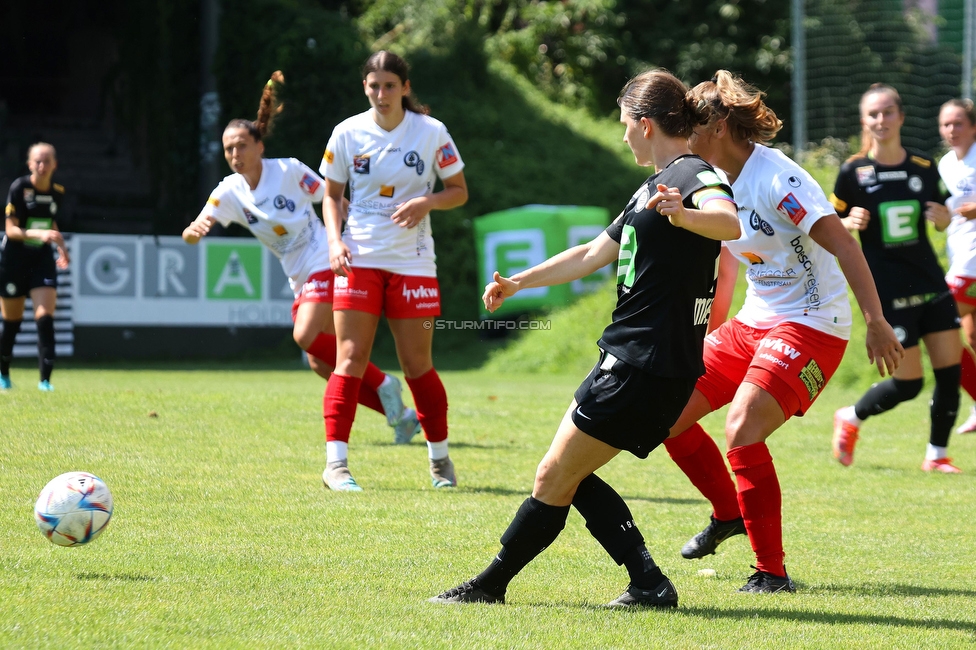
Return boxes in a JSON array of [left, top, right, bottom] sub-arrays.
[[940, 143, 976, 298], [320, 109, 465, 278], [703, 145, 852, 417], [202, 158, 329, 296]]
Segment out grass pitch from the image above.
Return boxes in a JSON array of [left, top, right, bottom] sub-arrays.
[[1, 365, 974, 648]]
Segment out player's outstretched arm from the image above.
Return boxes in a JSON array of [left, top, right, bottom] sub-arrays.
[[182, 215, 216, 244], [809, 214, 904, 377], [482, 231, 619, 313]]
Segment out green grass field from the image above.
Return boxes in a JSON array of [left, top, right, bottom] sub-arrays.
[[2, 362, 974, 648]]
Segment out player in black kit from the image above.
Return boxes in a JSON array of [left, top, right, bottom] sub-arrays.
[[429, 70, 740, 608], [1, 143, 69, 392], [830, 83, 962, 472]]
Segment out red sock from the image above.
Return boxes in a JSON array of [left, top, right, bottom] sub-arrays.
[[306, 332, 386, 415], [727, 442, 784, 577], [405, 368, 448, 442], [961, 349, 976, 401], [663, 424, 740, 521], [324, 373, 360, 443]]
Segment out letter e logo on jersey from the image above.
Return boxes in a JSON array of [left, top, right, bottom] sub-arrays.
[[777, 193, 807, 225], [436, 143, 458, 169], [299, 173, 320, 195]]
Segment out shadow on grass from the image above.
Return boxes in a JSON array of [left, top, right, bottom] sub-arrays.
[[814, 582, 976, 599], [679, 605, 976, 634], [76, 572, 156, 582]]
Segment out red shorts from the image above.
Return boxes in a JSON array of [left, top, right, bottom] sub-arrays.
[[290, 269, 334, 322], [332, 267, 441, 319], [946, 274, 976, 308], [696, 319, 848, 419]]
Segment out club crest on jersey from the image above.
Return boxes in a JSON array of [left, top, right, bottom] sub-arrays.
[[380, 185, 395, 198], [908, 175, 923, 192], [436, 143, 458, 169], [354, 155, 370, 174], [855, 165, 876, 186], [749, 211, 774, 236], [23, 188, 35, 202], [243, 208, 258, 224], [404, 151, 425, 176], [274, 195, 296, 212], [777, 193, 807, 225], [633, 186, 651, 213], [300, 173, 320, 194]]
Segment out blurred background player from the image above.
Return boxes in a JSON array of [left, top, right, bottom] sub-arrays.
[[660, 71, 901, 593], [1, 142, 70, 392], [320, 51, 468, 490], [182, 72, 416, 458], [936, 99, 976, 434], [831, 83, 961, 473], [431, 69, 739, 607]]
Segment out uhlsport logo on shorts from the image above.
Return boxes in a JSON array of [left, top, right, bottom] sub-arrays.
[[206, 243, 263, 300]]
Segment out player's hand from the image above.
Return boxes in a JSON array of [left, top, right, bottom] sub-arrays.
[[38, 230, 64, 247], [647, 184, 687, 227], [390, 197, 428, 229], [55, 244, 70, 269], [483, 271, 519, 313], [182, 218, 211, 243], [956, 201, 976, 220], [329, 240, 353, 277], [865, 318, 904, 377], [924, 201, 951, 231], [843, 206, 871, 231]]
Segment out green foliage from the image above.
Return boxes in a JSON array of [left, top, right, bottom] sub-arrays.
[[2, 367, 975, 647]]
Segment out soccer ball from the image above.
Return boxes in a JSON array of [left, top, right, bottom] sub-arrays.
[[34, 472, 113, 546]]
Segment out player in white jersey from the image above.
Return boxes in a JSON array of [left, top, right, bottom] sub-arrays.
[[937, 99, 976, 433], [319, 51, 468, 491], [657, 71, 902, 593], [182, 72, 415, 451]]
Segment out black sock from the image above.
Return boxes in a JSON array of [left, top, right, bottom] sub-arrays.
[[476, 497, 569, 596], [36, 315, 55, 382], [0, 319, 22, 376], [854, 377, 922, 421], [572, 473, 661, 588], [930, 365, 960, 448]]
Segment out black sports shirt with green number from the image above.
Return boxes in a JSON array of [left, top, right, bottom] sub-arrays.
[[831, 151, 948, 303], [599, 154, 732, 378], [3, 175, 64, 262]]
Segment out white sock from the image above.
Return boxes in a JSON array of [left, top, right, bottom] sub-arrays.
[[427, 439, 449, 460], [925, 444, 947, 461], [326, 440, 348, 464], [837, 405, 862, 426]]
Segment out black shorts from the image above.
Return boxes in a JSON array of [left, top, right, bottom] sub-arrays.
[[884, 290, 959, 349], [0, 250, 58, 298], [572, 350, 697, 459]]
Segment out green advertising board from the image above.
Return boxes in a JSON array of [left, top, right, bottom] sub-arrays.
[[206, 241, 264, 300], [473, 205, 611, 317]]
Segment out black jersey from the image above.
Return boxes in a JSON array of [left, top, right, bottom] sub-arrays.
[[831, 151, 948, 302], [598, 155, 731, 377], [2, 175, 65, 265]]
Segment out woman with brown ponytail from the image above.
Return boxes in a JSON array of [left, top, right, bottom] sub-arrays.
[[183, 72, 416, 463], [659, 71, 902, 593]]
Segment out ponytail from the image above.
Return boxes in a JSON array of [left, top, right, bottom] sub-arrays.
[[225, 70, 285, 141]]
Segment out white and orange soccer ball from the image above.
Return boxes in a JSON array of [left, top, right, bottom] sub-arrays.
[[34, 472, 113, 546]]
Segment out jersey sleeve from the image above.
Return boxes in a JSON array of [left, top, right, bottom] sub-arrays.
[[829, 163, 856, 218], [289, 158, 326, 203], [770, 167, 835, 234], [200, 182, 241, 227], [320, 127, 350, 185], [5, 179, 24, 222], [433, 122, 464, 180]]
